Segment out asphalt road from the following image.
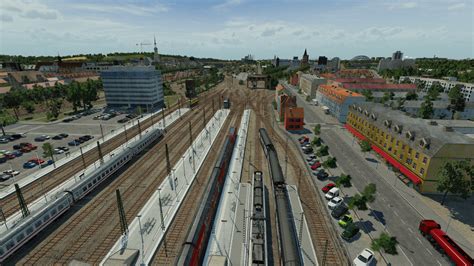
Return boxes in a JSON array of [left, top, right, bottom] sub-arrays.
[[285, 83, 450, 266]]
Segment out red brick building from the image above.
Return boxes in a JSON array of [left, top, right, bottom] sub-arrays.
[[284, 107, 304, 131]]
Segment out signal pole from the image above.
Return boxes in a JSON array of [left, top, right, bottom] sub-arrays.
[[189, 122, 196, 173], [116, 189, 128, 235]]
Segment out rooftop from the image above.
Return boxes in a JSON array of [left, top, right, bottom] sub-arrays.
[[351, 102, 474, 156], [334, 78, 386, 84], [342, 83, 417, 91], [285, 107, 304, 118], [319, 84, 364, 104]]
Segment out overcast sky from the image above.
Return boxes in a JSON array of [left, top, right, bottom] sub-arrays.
[[0, 0, 472, 59]]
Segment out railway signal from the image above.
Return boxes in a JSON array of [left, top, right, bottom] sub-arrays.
[[15, 184, 30, 218], [116, 189, 128, 236]]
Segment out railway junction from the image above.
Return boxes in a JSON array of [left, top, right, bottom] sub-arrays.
[[1, 77, 351, 265]]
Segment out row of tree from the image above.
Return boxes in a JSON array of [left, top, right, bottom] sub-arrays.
[[1, 79, 101, 122]]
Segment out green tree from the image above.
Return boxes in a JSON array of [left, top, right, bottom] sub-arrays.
[[42, 142, 55, 163], [323, 156, 337, 168], [437, 160, 473, 205], [361, 90, 374, 101], [3, 90, 23, 119], [21, 101, 35, 114], [360, 140, 372, 152], [427, 84, 442, 100], [313, 124, 321, 135], [405, 91, 418, 100], [46, 98, 62, 120], [311, 137, 322, 147], [380, 92, 394, 103], [336, 174, 352, 187], [363, 183, 377, 202], [349, 183, 377, 210], [448, 85, 466, 119], [418, 97, 434, 119], [317, 145, 329, 157], [66, 81, 82, 113], [371, 232, 399, 255]]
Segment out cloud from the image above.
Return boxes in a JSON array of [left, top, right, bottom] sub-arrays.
[[447, 3, 465, 10], [3, 6, 21, 13], [23, 9, 58, 20], [261, 27, 282, 37], [292, 30, 303, 36], [0, 14, 13, 22], [213, 0, 243, 11], [386, 1, 418, 10], [70, 2, 169, 16]]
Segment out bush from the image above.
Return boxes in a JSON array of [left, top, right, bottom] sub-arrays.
[[312, 137, 322, 147], [313, 124, 321, 135], [317, 145, 329, 157], [239, 80, 244, 85], [360, 140, 372, 152], [348, 193, 368, 210], [371, 233, 399, 254], [323, 156, 337, 168], [336, 174, 352, 187]]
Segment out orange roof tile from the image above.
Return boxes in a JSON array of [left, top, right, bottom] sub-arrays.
[[318, 84, 364, 104]]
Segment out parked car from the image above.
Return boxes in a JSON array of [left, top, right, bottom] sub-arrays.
[[310, 162, 322, 170], [23, 161, 37, 169], [42, 135, 50, 140], [59, 133, 69, 138], [342, 224, 360, 241], [68, 140, 81, 146], [34, 136, 46, 142], [325, 187, 340, 200], [0, 155, 6, 163], [353, 248, 375, 266], [63, 117, 74, 122], [306, 154, 317, 160], [3, 169, 20, 176], [11, 133, 25, 139], [54, 148, 65, 154], [118, 118, 130, 123], [28, 158, 45, 165], [58, 146, 69, 151], [12, 150, 23, 157], [52, 135, 63, 140], [0, 173, 11, 181], [40, 160, 54, 168], [338, 214, 353, 228], [13, 144, 21, 150], [3, 151, 16, 159], [303, 148, 313, 154], [0, 138, 9, 144], [316, 170, 329, 180], [331, 203, 349, 219], [322, 183, 336, 193], [328, 196, 343, 209]]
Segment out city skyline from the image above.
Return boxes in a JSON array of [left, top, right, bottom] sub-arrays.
[[0, 0, 473, 59]]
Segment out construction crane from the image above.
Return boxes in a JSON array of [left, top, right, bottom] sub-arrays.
[[136, 42, 151, 53]]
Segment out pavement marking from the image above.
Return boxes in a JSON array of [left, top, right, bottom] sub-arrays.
[[401, 219, 406, 225], [416, 237, 422, 244], [425, 248, 433, 255], [408, 227, 414, 234], [436, 260, 442, 266], [393, 210, 400, 217], [398, 246, 414, 266]]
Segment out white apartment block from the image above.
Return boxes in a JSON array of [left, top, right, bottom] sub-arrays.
[[400, 76, 474, 102]]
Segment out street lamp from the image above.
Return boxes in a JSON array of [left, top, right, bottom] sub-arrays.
[[137, 215, 146, 266]]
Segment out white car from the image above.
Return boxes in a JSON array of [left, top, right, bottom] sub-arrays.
[[325, 187, 340, 200], [353, 248, 375, 266], [328, 196, 343, 209], [3, 170, 20, 176], [54, 148, 65, 154]]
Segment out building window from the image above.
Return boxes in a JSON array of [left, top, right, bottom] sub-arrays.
[[399, 154, 403, 160], [408, 148, 412, 154], [396, 140, 399, 146], [420, 168, 425, 174], [384, 143, 387, 148], [415, 152, 419, 159], [402, 144, 406, 149], [391, 137, 394, 142], [385, 134, 388, 139], [413, 163, 417, 169], [394, 150, 397, 155], [422, 157, 427, 164], [388, 147, 392, 151]]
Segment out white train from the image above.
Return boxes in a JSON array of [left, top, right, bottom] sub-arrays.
[[0, 128, 164, 263]]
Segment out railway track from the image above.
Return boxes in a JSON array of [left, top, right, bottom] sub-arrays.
[[0, 103, 182, 218], [11, 91, 223, 264], [249, 89, 348, 265], [151, 89, 244, 265]]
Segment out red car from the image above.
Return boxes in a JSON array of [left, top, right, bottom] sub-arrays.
[[4, 152, 16, 159], [322, 183, 336, 193], [311, 162, 322, 170], [28, 158, 45, 165]]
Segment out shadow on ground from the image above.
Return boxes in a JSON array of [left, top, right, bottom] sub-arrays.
[[425, 194, 474, 228]]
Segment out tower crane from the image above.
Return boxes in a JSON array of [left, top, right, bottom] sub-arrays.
[[136, 42, 152, 53]]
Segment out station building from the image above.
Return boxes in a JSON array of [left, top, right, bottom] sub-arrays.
[[284, 107, 304, 131], [346, 102, 474, 193], [315, 85, 365, 123], [101, 65, 164, 110]]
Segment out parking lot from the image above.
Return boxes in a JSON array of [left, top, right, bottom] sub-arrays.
[[0, 109, 134, 187]]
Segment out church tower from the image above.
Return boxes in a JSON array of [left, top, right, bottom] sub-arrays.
[[301, 49, 309, 67], [153, 35, 160, 63]]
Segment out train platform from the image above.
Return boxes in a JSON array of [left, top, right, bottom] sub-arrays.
[[101, 109, 230, 266], [287, 185, 319, 265], [204, 110, 251, 265], [0, 109, 188, 235], [0, 108, 189, 200]]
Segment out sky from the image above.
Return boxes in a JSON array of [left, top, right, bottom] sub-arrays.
[[0, 0, 473, 60]]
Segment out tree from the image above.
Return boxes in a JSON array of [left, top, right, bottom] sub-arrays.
[[336, 174, 352, 187], [437, 160, 473, 205], [448, 85, 466, 119], [313, 124, 321, 135], [3, 90, 23, 119], [360, 140, 372, 152], [427, 84, 442, 100], [311, 137, 322, 147], [21, 101, 35, 114], [380, 92, 394, 103], [349, 183, 377, 210], [46, 98, 62, 120], [66, 81, 82, 113], [42, 142, 55, 163], [405, 91, 418, 100], [418, 97, 434, 119], [363, 183, 377, 202], [306, 95, 311, 102], [361, 90, 374, 101], [323, 156, 337, 168], [317, 145, 329, 157], [371, 232, 398, 254]]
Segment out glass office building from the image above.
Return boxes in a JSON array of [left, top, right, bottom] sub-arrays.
[[101, 65, 164, 110]]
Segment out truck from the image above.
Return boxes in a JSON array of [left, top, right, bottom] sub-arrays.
[[322, 106, 330, 114], [419, 220, 473, 266]]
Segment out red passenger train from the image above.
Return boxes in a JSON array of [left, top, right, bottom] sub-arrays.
[[178, 127, 237, 265], [419, 220, 473, 266]]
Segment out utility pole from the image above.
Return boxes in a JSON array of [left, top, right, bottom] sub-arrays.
[[212, 99, 215, 113], [124, 125, 128, 143], [0, 208, 7, 230], [80, 147, 86, 169], [189, 121, 196, 172], [96, 141, 104, 165], [162, 107, 166, 130], [15, 184, 30, 218], [178, 98, 181, 118], [100, 124, 105, 140], [158, 188, 168, 256], [137, 119, 142, 138], [165, 143, 174, 190], [116, 189, 128, 235]]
